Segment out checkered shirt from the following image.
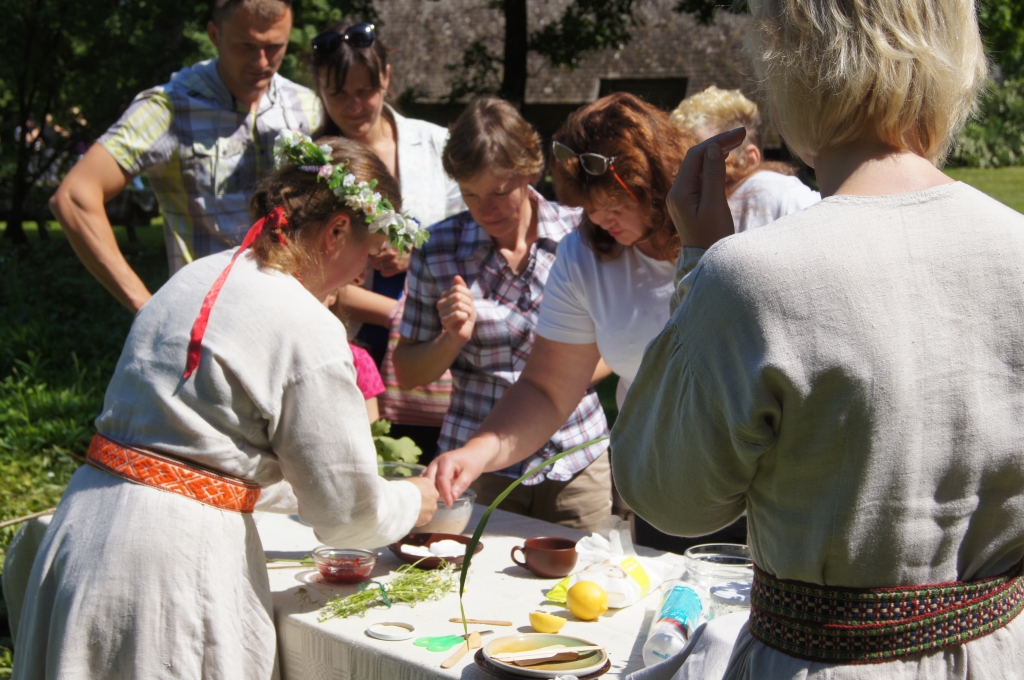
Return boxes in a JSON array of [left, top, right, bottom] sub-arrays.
[[100, 58, 322, 274], [400, 188, 609, 484]]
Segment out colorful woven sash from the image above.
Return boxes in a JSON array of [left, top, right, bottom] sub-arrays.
[[750, 560, 1024, 664], [87, 433, 261, 513]]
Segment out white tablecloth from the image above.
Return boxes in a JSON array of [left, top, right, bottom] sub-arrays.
[[259, 505, 687, 680]]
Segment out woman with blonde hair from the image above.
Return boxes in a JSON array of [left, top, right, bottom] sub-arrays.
[[11, 134, 438, 678], [615, 0, 1023, 677], [671, 85, 819, 232]]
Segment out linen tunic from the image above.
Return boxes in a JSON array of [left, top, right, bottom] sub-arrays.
[[613, 182, 1024, 678], [12, 250, 421, 679]]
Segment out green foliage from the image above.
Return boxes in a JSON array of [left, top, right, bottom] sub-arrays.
[[0, 231, 168, 558], [672, 0, 747, 25], [444, 0, 637, 104], [949, 79, 1024, 168], [445, 40, 503, 104], [978, 0, 1024, 79], [529, 0, 637, 67], [371, 418, 421, 464]]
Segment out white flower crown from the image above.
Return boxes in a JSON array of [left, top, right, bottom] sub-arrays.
[[272, 130, 428, 255]]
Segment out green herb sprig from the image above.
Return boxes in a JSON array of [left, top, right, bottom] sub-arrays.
[[455, 437, 609, 637], [318, 560, 458, 622]]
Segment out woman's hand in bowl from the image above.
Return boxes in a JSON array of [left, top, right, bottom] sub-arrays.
[[667, 127, 747, 249], [425, 446, 487, 508]]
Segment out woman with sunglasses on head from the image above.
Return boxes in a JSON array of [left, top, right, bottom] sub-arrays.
[[394, 97, 611, 531], [11, 134, 439, 679], [425, 94, 736, 548], [310, 19, 464, 462]]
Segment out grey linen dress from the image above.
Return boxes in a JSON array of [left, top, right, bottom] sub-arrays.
[[613, 183, 1024, 679], [12, 250, 422, 679]]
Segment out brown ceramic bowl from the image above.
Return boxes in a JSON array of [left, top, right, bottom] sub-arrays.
[[388, 532, 484, 570], [510, 536, 579, 578]]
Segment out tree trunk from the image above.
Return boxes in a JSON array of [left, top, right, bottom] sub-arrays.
[[501, 0, 528, 107], [5, 140, 30, 245]]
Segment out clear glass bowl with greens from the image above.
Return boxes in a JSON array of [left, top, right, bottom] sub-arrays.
[[378, 462, 427, 479]]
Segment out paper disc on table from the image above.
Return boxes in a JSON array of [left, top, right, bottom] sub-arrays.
[[366, 621, 416, 641]]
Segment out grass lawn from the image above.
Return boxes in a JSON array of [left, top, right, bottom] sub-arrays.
[[943, 166, 1024, 213]]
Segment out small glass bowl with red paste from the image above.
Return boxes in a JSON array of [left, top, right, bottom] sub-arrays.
[[312, 547, 377, 584]]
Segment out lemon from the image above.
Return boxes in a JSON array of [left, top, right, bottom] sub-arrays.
[[529, 610, 567, 633], [566, 581, 609, 621]]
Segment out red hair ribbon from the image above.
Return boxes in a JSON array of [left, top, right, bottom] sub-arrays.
[[183, 207, 288, 379]]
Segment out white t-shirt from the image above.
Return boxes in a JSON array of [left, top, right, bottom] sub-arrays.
[[729, 170, 820, 232], [536, 230, 676, 407]]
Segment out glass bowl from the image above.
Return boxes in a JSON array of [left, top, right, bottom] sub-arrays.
[[416, 488, 477, 535], [312, 547, 376, 584], [682, 543, 753, 588], [378, 462, 427, 479]]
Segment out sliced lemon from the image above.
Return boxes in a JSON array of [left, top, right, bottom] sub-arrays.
[[566, 581, 609, 621], [529, 610, 567, 633]]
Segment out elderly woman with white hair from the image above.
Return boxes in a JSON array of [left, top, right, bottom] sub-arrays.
[[614, 0, 1024, 677]]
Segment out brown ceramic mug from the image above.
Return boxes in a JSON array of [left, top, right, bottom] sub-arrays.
[[510, 537, 579, 578]]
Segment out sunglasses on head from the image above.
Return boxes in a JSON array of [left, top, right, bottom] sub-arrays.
[[312, 22, 376, 57], [552, 141, 639, 203]]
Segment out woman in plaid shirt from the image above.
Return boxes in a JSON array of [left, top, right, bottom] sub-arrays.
[[393, 98, 611, 531]]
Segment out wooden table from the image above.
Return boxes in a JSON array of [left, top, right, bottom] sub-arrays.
[[258, 505, 687, 680]]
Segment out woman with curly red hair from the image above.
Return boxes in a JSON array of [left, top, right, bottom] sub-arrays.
[[427, 94, 736, 550]]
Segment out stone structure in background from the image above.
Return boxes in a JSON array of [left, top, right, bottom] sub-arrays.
[[371, 0, 766, 146]]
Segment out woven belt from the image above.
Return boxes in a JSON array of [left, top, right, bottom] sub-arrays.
[[750, 560, 1024, 664], [87, 433, 261, 513]]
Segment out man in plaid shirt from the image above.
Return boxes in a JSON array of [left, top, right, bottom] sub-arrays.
[[50, 0, 321, 312]]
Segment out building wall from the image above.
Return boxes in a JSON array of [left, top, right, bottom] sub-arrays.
[[375, 0, 756, 106]]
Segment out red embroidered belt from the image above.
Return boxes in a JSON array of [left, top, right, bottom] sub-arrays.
[[87, 433, 261, 513], [750, 560, 1024, 664]]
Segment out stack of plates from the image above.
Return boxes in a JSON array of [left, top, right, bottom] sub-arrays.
[[477, 634, 610, 679]]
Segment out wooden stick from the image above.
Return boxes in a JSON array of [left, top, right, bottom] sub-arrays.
[[448, 617, 513, 626], [0, 507, 57, 530], [493, 645, 605, 663], [440, 632, 481, 669]]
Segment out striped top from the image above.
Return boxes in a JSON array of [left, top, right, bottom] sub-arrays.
[[99, 58, 322, 273]]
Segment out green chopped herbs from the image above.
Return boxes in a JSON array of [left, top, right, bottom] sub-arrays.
[[318, 561, 458, 622]]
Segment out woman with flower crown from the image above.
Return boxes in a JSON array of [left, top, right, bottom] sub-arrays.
[[11, 134, 438, 679]]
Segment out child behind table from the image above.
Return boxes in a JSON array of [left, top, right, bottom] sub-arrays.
[[671, 86, 820, 232]]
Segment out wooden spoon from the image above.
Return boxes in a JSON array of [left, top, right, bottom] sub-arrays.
[[440, 631, 482, 669]]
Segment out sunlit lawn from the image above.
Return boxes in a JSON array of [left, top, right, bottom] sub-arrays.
[[944, 166, 1024, 213]]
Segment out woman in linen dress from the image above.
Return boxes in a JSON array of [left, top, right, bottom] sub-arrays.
[[614, 0, 1024, 677], [310, 19, 464, 460], [393, 97, 611, 530], [426, 94, 732, 549], [12, 137, 439, 679]]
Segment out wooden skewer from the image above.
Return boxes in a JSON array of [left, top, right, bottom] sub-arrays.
[[0, 507, 57, 530], [440, 631, 482, 669], [492, 644, 606, 664], [448, 617, 513, 626]]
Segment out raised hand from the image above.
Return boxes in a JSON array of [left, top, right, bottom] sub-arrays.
[[370, 247, 411, 278], [438, 275, 476, 344], [666, 127, 747, 249]]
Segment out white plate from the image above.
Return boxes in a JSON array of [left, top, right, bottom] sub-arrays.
[[482, 633, 608, 678], [365, 621, 415, 641]]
